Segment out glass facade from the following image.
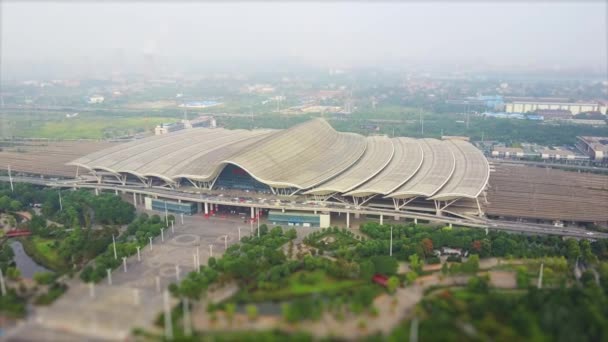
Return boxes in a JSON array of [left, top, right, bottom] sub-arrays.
[[214, 164, 270, 191], [268, 211, 321, 227], [151, 199, 198, 215]]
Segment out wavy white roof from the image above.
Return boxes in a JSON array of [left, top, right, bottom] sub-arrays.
[[70, 119, 489, 199], [304, 136, 395, 195], [387, 139, 455, 199], [345, 138, 424, 197]]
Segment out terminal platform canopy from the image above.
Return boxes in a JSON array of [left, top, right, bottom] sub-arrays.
[[70, 119, 489, 201]]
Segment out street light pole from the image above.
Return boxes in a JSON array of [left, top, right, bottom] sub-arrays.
[[390, 226, 393, 257], [7, 165, 13, 193], [164, 201, 169, 226], [112, 235, 118, 259]]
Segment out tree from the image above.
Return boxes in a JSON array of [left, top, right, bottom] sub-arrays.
[[408, 254, 422, 273], [9, 200, 22, 212], [420, 238, 434, 257], [580, 240, 597, 264], [405, 271, 418, 284], [467, 274, 490, 293], [371, 255, 398, 275], [566, 239, 581, 261], [387, 276, 399, 294], [6, 267, 21, 280], [246, 304, 258, 321], [516, 266, 529, 288], [0, 196, 11, 211], [462, 254, 480, 274], [471, 240, 482, 253], [33, 272, 56, 285], [441, 262, 449, 275], [359, 260, 375, 279], [225, 303, 236, 324]]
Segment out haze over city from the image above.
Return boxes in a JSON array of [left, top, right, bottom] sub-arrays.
[[1, 1, 607, 79], [1, 1, 608, 341]]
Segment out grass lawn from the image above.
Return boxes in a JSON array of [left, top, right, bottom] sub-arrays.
[[244, 270, 364, 302], [21, 236, 68, 272], [287, 270, 361, 295], [27, 116, 175, 139]]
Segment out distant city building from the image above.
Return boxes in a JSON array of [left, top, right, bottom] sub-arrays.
[[179, 101, 222, 109], [540, 149, 577, 160], [505, 99, 601, 115], [182, 116, 216, 129], [491, 147, 524, 158], [446, 95, 504, 110], [87, 95, 105, 104], [155, 122, 184, 135], [577, 136, 608, 160], [482, 112, 527, 120], [246, 84, 275, 94], [534, 109, 572, 120], [567, 119, 606, 126]]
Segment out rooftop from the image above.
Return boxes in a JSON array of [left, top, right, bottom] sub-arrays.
[[70, 119, 490, 200]]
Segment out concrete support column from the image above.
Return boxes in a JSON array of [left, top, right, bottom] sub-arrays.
[[281, 208, 285, 213], [314, 209, 317, 214], [95, 188, 99, 196], [414, 218, 418, 225], [449, 222, 452, 228], [394, 215, 399, 221], [346, 212, 350, 228], [380, 214, 383, 225], [178, 199, 182, 203], [133, 193, 137, 206], [204, 203, 209, 214], [115, 189, 118, 195], [354, 213, 360, 219], [251, 207, 255, 219]]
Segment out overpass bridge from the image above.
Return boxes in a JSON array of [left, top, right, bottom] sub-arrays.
[[1, 176, 605, 240]]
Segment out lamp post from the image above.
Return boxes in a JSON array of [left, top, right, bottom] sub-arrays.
[[112, 235, 118, 260], [389, 226, 393, 257]]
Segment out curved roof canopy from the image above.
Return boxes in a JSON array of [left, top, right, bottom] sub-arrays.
[[345, 137, 424, 197], [70, 119, 489, 200], [304, 135, 395, 195], [387, 138, 455, 199], [429, 140, 490, 200]]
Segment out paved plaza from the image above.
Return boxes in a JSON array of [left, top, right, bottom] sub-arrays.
[[4, 212, 256, 341]]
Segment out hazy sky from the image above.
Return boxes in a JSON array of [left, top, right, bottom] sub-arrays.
[[1, 1, 607, 78]]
